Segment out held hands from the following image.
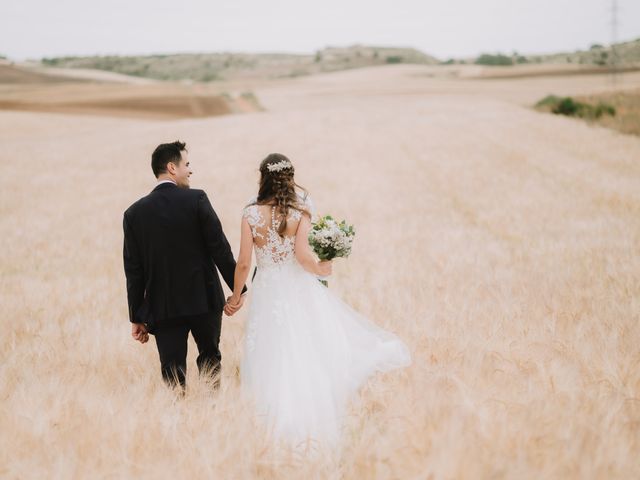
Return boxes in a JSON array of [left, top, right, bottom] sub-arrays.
[[131, 322, 149, 344], [224, 294, 245, 317], [222, 261, 330, 317]]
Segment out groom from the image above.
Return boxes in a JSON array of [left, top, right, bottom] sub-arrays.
[[123, 140, 246, 390]]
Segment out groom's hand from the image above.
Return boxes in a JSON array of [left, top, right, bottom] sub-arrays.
[[131, 322, 149, 344], [224, 294, 245, 316]]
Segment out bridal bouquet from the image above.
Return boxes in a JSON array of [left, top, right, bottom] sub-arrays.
[[308, 215, 355, 286]]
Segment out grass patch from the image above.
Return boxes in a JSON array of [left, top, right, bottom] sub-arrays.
[[535, 92, 640, 136], [535, 95, 616, 119]]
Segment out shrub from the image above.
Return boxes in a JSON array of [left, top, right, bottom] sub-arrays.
[[536, 95, 616, 120], [386, 56, 403, 64], [593, 103, 616, 118], [200, 72, 219, 82], [475, 54, 513, 66], [552, 97, 580, 116], [535, 95, 563, 108]]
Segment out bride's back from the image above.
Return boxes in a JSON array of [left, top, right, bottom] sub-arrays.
[[242, 202, 306, 267], [249, 204, 303, 241]]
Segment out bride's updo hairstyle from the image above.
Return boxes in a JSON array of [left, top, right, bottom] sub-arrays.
[[257, 153, 310, 236]]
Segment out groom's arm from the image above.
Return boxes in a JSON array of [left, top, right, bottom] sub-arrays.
[[197, 192, 247, 294], [123, 211, 145, 323]]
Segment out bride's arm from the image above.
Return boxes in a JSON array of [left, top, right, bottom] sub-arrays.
[[295, 213, 332, 276], [228, 217, 253, 305]]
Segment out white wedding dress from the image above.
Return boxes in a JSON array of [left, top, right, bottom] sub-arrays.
[[240, 195, 411, 447]]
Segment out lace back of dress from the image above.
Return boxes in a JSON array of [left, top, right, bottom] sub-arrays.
[[243, 204, 303, 267]]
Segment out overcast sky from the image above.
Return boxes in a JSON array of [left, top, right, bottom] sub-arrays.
[[2, 0, 639, 60]]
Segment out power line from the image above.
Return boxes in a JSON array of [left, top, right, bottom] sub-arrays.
[[610, 0, 619, 85]]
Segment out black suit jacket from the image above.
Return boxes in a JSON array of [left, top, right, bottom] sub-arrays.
[[123, 182, 245, 324]]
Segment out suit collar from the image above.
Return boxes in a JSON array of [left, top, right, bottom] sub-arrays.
[[153, 182, 178, 192]]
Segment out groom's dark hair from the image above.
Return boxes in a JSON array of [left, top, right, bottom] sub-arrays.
[[151, 141, 187, 177]]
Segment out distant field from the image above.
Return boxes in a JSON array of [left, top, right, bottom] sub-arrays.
[[0, 63, 86, 84], [0, 65, 262, 119], [476, 64, 640, 80], [0, 88, 262, 120]]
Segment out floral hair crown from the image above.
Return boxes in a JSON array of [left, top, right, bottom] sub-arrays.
[[266, 159, 293, 172]]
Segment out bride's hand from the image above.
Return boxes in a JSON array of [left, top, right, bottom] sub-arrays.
[[317, 260, 333, 277]]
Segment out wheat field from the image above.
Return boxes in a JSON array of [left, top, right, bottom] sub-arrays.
[[1, 65, 640, 479]]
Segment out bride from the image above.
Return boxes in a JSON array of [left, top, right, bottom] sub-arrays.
[[224, 153, 411, 447]]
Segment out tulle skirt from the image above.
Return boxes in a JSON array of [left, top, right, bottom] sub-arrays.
[[240, 259, 411, 446]]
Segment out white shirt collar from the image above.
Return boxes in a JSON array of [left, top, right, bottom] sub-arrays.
[[156, 179, 177, 186]]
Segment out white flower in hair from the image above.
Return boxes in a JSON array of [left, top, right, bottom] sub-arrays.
[[267, 160, 292, 172]]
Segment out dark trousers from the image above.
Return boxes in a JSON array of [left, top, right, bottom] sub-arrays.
[[153, 311, 222, 389]]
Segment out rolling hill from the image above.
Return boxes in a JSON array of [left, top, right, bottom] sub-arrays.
[[37, 45, 439, 82]]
